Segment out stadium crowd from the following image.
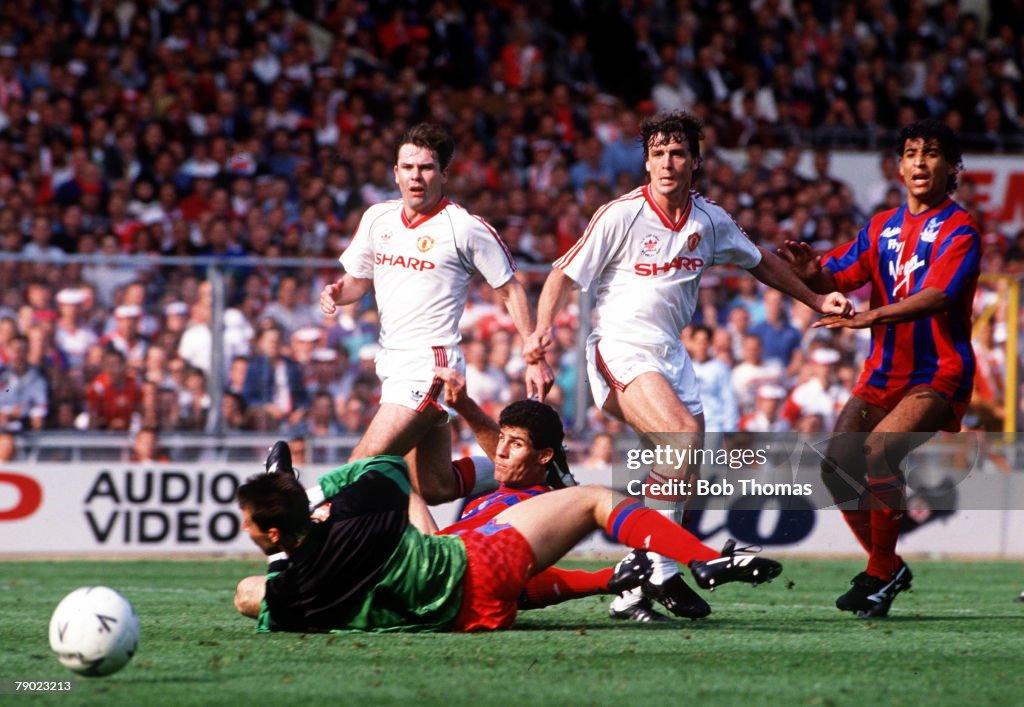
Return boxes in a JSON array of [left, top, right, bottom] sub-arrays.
[[0, 0, 1021, 459]]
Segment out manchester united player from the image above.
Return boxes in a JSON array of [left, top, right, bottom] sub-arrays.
[[319, 123, 552, 506], [779, 119, 981, 617], [525, 111, 851, 621]]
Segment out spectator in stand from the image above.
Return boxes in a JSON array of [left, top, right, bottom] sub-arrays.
[[180, 366, 211, 431], [177, 299, 213, 377], [464, 336, 508, 410], [779, 348, 847, 430], [731, 332, 783, 415], [581, 432, 616, 470], [685, 325, 739, 433], [162, 301, 191, 349], [101, 304, 149, 368], [54, 288, 98, 370], [568, 136, 611, 194], [724, 303, 757, 358], [242, 325, 309, 432], [793, 412, 826, 436], [292, 390, 345, 440], [0, 335, 48, 431], [128, 427, 169, 463], [599, 110, 645, 184], [728, 277, 764, 323], [969, 316, 1006, 431], [154, 384, 185, 433], [749, 289, 802, 371], [738, 384, 790, 432], [338, 395, 371, 435], [0, 431, 16, 462], [289, 326, 322, 366], [305, 347, 354, 402], [85, 348, 141, 431], [262, 274, 320, 338], [222, 392, 248, 432], [226, 355, 250, 398]]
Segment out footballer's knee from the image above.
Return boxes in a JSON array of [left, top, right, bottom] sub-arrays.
[[677, 418, 701, 434], [820, 455, 865, 504], [415, 471, 460, 505], [820, 455, 841, 477], [576, 484, 618, 517]]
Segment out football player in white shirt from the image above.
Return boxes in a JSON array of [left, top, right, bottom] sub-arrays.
[[526, 112, 851, 621], [319, 123, 552, 508]]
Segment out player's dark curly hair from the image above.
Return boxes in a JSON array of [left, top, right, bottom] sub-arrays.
[[896, 118, 963, 194], [399, 123, 456, 171], [500, 400, 564, 452], [499, 400, 574, 489], [639, 111, 703, 169], [237, 472, 310, 538]]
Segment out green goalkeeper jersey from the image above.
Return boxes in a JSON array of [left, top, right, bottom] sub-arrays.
[[257, 455, 467, 633]]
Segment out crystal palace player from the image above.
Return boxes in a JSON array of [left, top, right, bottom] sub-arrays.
[[234, 436, 782, 633], [430, 366, 687, 616], [319, 124, 552, 507], [525, 111, 851, 621], [779, 119, 981, 617]]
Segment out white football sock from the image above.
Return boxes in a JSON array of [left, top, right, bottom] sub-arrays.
[[305, 484, 325, 509], [647, 550, 680, 585], [467, 455, 497, 495]]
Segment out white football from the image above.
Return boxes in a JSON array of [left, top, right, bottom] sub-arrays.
[[48, 586, 139, 677]]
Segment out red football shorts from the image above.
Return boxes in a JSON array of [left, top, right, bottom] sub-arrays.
[[853, 381, 968, 432], [447, 522, 536, 632]]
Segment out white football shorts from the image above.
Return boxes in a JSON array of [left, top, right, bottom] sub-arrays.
[[586, 336, 703, 417], [375, 345, 466, 416]]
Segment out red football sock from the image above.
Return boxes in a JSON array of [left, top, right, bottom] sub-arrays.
[[521, 567, 614, 609], [840, 509, 873, 553], [605, 499, 718, 563], [450, 458, 475, 498], [865, 475, 905, 580]]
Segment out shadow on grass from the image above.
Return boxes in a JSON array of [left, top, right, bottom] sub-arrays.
[[866, 614, 1024, 623], [510, 618, 693, 632], [120, 676, 228, 684], [512, 612, 1024, 634]]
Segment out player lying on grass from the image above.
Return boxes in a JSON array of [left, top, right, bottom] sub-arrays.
[[428, 366, 710, 619], [234, 444, 782, 634]]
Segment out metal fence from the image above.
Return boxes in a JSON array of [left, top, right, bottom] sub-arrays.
[[0, 252, 589, 460], [0, 253, 1020, 463]]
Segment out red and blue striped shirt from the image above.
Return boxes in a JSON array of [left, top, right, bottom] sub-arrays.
[[823, 197, 981, 400], [441, 484, 551, 535]]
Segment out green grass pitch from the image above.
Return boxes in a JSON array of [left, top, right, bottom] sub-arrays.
[[3, 559, 1023, 706]]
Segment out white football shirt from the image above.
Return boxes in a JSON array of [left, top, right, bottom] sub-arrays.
[[340, 198, 516, 349], [555, 186, 762, 349]]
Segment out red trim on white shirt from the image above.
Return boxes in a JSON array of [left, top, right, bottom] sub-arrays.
[[401, 197, 450, 229], [469, 213, 516, 269], [554, 188, 645, 269], [642, 185, 692, 231]]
